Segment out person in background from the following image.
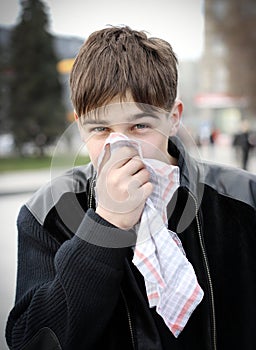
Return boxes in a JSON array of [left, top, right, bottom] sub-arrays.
[[6, 26, 256, 350], [209, 127, 219, 146], [233, 119, 253, 170]]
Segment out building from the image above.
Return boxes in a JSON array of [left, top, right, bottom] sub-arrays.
[[197, 0, 255, 135]]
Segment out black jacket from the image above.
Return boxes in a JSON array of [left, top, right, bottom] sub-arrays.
[[6, 137, 256, 350]]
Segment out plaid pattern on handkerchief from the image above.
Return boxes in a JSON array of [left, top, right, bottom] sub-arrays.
[[97, 133, 204, 337]]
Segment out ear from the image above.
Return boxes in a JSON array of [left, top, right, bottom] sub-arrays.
[[169, 99, 183, 136], [74, 110, 79, 121], [74, 110, 85, 142]]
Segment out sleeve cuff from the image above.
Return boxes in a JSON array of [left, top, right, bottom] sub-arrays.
[[76, 209, 137, 248]]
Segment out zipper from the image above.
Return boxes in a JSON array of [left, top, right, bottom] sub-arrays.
[[189, 192, 217, 350], [89, 174, 135, 348], [88, 174, 135, 350], [120, 288, 135, 350], [88, 176, 135, 348], [88, 173, 96, 209]]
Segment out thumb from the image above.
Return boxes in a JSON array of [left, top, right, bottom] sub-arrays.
[[97, 143, 111, 175]]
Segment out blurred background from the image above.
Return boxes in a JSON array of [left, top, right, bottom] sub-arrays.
[[0, 0, 256, 348]]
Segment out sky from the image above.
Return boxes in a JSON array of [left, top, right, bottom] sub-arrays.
[[0, 0, 205, 60]]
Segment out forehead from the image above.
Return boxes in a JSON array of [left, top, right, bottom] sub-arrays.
[[82, 102, 167, 125]]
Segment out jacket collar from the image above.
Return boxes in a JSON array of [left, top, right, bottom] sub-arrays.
[[167, 136, 207, 233], [168, 136, 203, 199]]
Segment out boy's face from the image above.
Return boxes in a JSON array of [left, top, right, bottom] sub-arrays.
[[77, 99, 182, 169]]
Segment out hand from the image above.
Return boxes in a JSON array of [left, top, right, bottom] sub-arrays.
[[95, 145, 153, 229]]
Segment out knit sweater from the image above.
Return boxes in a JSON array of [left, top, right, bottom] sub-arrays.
[[6, 137, 256, 350]]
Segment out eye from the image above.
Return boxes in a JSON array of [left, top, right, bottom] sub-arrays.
[[90, 126, 108, 133], [133, 123, 149, 130]]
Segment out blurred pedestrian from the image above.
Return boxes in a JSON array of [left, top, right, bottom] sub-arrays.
[[233, 120, 253, 170], [209, 128, 219, 146]]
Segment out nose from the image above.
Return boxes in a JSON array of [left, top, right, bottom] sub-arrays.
[[108, 131, 130, 140], [109, 125, 131, 138]]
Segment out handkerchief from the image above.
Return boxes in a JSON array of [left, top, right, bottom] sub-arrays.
[[97, 133, 204, 337]]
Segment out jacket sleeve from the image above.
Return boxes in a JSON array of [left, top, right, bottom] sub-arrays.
[[6, 205, 136, 350]]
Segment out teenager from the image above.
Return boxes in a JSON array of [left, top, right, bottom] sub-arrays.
[[6, 26, 256, 350]]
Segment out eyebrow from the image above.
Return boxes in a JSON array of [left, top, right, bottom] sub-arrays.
[[82, 112, 161, 125]]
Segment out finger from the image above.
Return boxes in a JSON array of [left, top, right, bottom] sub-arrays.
[[121, 156, 145, 175], [108, 146, 139, 169], [132, 167, 150, 185], [138, 181, 153, 200], [97, 143, 111, 174], [127, 169, 150, 194]]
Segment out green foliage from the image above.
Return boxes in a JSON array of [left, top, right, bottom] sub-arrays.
[[0, 154, 90, 172], [0, 29, 11, 134], [9, 0, 66, 155]]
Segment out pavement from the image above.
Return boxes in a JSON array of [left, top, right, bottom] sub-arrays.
[[0, 167, 66, 196], [196, 144, 256, 173]]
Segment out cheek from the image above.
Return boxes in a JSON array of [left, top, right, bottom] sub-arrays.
[[85, 140, 105, 168], [140, 136, 169, 161]]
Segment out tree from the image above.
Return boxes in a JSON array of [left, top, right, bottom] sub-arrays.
[[0, 28, 11, 135], [9, 0, 66, 155]]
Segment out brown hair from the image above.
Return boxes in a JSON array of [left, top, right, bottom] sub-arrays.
[[70, 26, 178, 117]]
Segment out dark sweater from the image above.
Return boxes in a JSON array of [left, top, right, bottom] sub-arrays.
[[6, 138, 256, 350]]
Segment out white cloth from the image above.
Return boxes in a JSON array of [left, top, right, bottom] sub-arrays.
[[97, 133, 204, 337]]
